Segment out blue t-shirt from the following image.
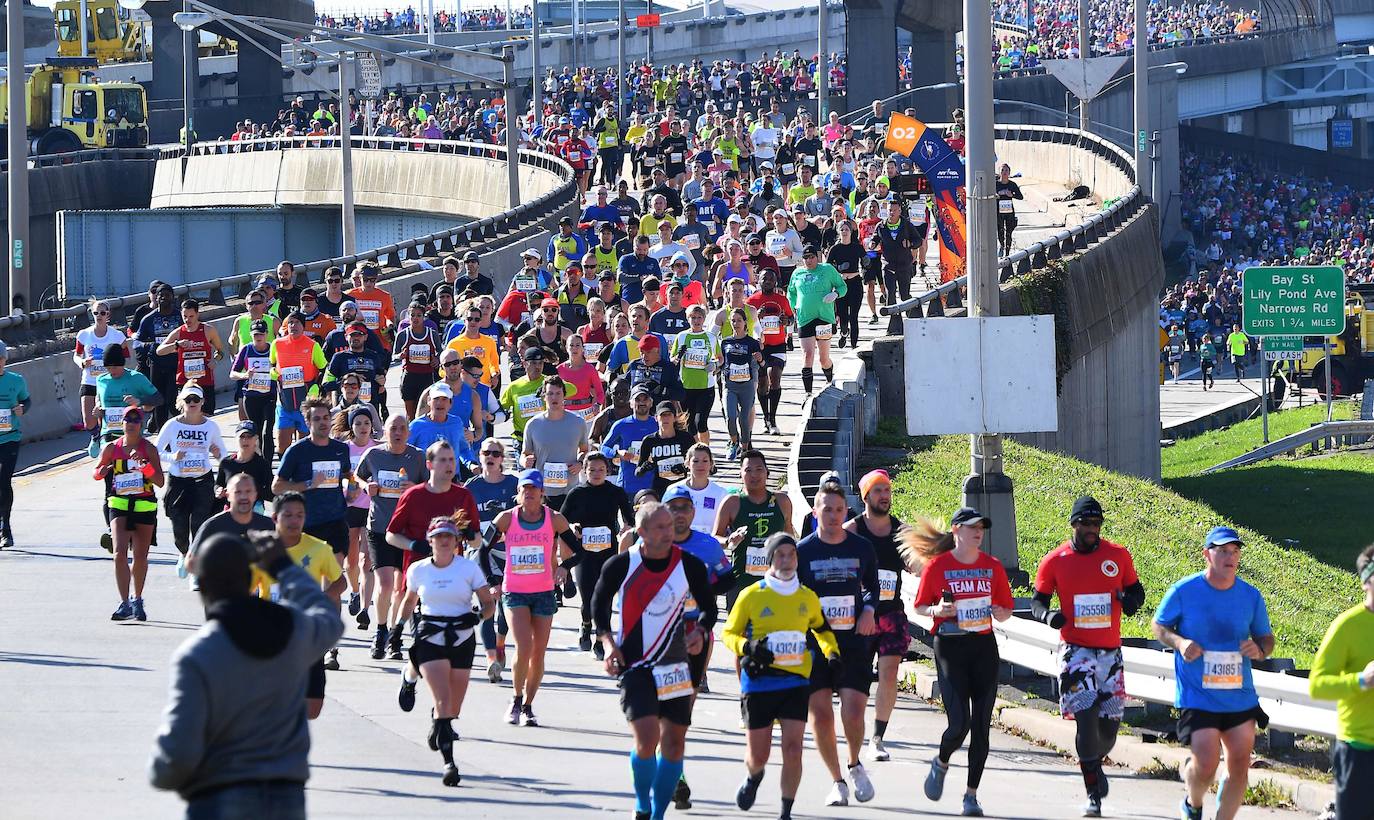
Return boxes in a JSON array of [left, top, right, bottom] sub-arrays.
[[276, 437, 352, 527], [601, 414, 658, 497], [0, 371, 31, 445], [1154, 572, 1272, 712], [617, 253, 659, 305], [677, 528, 731, 587], [464, 473, 518, 524], [408, 414, 476, 463]]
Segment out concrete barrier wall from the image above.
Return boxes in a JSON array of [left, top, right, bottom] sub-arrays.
[[149, 147, 564, 218], [992, 137, 1135, 209]]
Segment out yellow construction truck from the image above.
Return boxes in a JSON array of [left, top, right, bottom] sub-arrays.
[[1294, 283, 1374, 397], [54, 0, 234, 64], [0, 58, 148, 154]]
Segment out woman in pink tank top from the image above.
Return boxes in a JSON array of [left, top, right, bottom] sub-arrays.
[[487, 468, 582, 727]]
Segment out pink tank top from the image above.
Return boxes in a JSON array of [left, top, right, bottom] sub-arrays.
[[503, 507, 556, 594]]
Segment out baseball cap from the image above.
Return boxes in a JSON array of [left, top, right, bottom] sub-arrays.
[[256, 275, 278, 289], [597, 269, 616, 281], [522, 347, 545, 361], [540, 297, 560, 309], [654, 400, 676, 416], [950, 507, 991, 528], [250, 319, 269, 334], [759, 160, 774, 170], [121, 406, 145, 424], [462, 250, 480, 262], [727, 214, 743, 224], [430, 382, 454, 400], [559, 216, 574, 227], [630, 383, 653, 399], [518, 469, 544, 489], [638, 334, 661, 351], [300, 288, 318, 300], [102, 344, 128, 366], [1204, 526, 1242, 548], [521, 248, 543, 261], [235, 420, 258, 436], [346, 321, 369, 334], [339, 300, 358, 313], [179, 383, 204, 400], [662, 484, 695, 506]]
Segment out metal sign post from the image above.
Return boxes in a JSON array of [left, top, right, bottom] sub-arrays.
[[1324, 337, 1333, 421]]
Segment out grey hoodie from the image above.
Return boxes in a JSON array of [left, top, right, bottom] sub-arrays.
[[148, 563, 343, 798]]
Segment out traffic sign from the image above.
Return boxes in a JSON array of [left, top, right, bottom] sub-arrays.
[[1262, 336, 1304, 361], [636, 13, 660, 27], [1241, 265, 1345, 337], [356, 52, 383, 99]]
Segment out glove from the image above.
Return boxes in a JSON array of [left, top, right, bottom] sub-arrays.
[[452, 611, 480, 629], [741, 639, 775, 676], [822, 291, 837, 304], [1044, 609, 1066, 630], [671, 461, 688, 476]]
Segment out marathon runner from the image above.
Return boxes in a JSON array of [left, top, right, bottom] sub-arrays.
[[339, 407, 379, 630], [718, 307, 763, 460], [559, 452, 634, 657], [797, 479, 880, 807], [602, 384, 658, 497], [746, 268, 794, 435], [93, 407, 164, 621], [154, 383, 225, 578], [590, 501, 717, 820], [1152, 526, 1275, 820], [666, 443, 729, 534], [396, 515, 496, 787], [74, 300, 128, 445], [228, 320, 278, 463], [190, 472, 272, 572], [715, 450, 794, 614], [520, 377, 590, 510], [0, 342, 28, 549], [910, 507, 1014, 817], [270, 312, 328, 457], [1031, 496, 1146, 817], [91, 346, 164, 555], [786, 245, 845, 395], [155, 299, 227, 415], [464, 437, 518, 681], [725, 532, 840, 820], [635, 401, 695, 498], [394, 301, 442, 420]]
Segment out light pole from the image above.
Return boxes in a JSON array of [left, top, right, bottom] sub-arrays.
[[531, 0, 540, 131], [7, 0, 28, 313], [339, 52, 356, 255], [962, 0, 1018, 566], [182, 0, 196, 151], [1133, 0, 1150, 198], [817, 0, 827, 122], [616, 0, 625, 124]]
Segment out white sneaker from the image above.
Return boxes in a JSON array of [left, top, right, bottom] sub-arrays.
[[175, 553, 188, 579], [849, 762, 875, 802], [825, 780, 850, 807], [869, 736, 890, 762], [486, 658, 503, 683]]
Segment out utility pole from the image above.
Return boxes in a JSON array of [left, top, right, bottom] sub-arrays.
[[339, 53, 356, 256], [502, 45, 522, 208], [1078, 0, 1089, 130], [80, 0, 89, 57], [962, 0, 1018, 568], [817, 0, 827, 122], [617, 0, 626, 124], [7, 0, 29, 313], [183, 0, 196, 151], [531, 1, 541, 130], [1133, 0, 1151, 198], [646, 0, 652, 64]]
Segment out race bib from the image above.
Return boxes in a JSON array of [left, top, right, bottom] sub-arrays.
[[569, 151, 582, 161], [683, 234, 701, 250], [684, 347, 709, 369], [653, 662, 693, 700], [517, 393, 544, 420], [1073, 593, 1113, 629], [113, 471, 143, 496], [670, 152, 683, 163], [377, 469, 406, 498], [657, 456, 684, 480], [878, 569, 898, 602], [248, 370, 272, 393], [814, 324, 833, 341], [544, 462, 569, 490], [279, 366, 305, 390], [104, 407, 126, 428], [311, 460, 341, 490], [1202, 651, 1244, 690], [183, 355, 207, 379], [359, 308, 380, 328], [762, 315, 781, 335], [514, 275, 537, 292], [574, 406, 598, 421], [766, 630, 806, 667], [781, 162, 796, 176], [624, 439, 643, 464], [409, 344, 431, 364], [955, 595, 993, 634], [583, 342, 604, 360], [178, 451, 209, 477], [998, 199, 1014, 215], [909, 205, 927, 224], [89, 361, 107, 378], [745, 544, 769, 576], [508, 544, 547, 575], [0, 408, 11, 433], [728, 363, 751, 382], [359, 380, 372, 404], [644, 156, 658, 166], [819, 594, 856, 631], [768, 236, 787, 256], [582, 526, 613, 552]]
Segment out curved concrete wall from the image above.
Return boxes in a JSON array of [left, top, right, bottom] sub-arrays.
[[149, 146, 564, 218]]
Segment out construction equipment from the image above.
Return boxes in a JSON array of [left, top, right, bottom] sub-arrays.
[[1296, 282, 1373, 397], [53, 0, 234, 64], [0, 57, 147, 154]]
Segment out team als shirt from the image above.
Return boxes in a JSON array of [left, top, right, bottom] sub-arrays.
[[1034, 538, 1139, 649], [913, 550, 1014, 635]]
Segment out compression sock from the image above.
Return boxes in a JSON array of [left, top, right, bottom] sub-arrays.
[[801, 368, 814, 394], [651, 755, 684, 820], [874, 719, 889, 739], [769, 388, 782, 421], [823, 366, 834, 384], [630, 753, 656, 815], [435, 718, 455, 765], [1079, 758, 1102, 795], [780, 796, 795, 819]]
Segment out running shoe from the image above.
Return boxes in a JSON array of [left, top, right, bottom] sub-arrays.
[[99, 532, 113, 554], [869, 736, 890, 762], [736, 772, 763, 810], [347, 592, 361, 616], [442, 762, 461, 787], [849, 762, 875, 802], [0, 528, 13, 549], [132, 597, 147, 622], [175, 553, 188, 579], [356, 607, 371, 630], [110, 600, 135, 621], [836, 336, 847, 349], [698, 676, 709, 694], [507, 697, 522, 725], [1180, 797, 1202, 820], [578, 628, 593, 652], [824, 780, 850, 807], [521, 704, 539, 727], [963, 793, 985, 817], [726, 442, 739, 461], [868, 315, 878, 326], [486, 658, 503, 683], [324, 649, 340, 671], [924, 757, 947, 801], [1082, 794, 1103, 817], [592, 640, 605, 661], [370, 626, 387, 660], [562, 576, 577, 600], [673, 777, 692, 810], [387, 626, 405, 660], [397, 677, 417, 712]]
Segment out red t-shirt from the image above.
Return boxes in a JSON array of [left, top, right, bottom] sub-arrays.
[[747, 292, 794, 346], [913, 550, 1014, 634], [387, 483, 480, 542], [1033, 538, 1139, 649]]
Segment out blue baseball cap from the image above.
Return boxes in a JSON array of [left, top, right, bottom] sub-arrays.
[[661, 484, 694, 506], [517, 469, 543, 489], [1204, 526, 1242, 548]]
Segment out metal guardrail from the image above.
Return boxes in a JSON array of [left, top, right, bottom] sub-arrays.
[[0, 147, 161, 174], [881, 123, 1143, 318], [0, 136, 576, 332], [1202, 420, 1374, 473]]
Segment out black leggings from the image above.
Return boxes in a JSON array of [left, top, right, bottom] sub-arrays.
[[243, 393, 277, 463], [574, 547, 615, 628], [837, 276, 862, 343], [934, 632, 1000, 790], [997, 213, 1018, 251], [682, 387, 715, 437], [164, 474, 218, 554], [0, 440, 18, 528]]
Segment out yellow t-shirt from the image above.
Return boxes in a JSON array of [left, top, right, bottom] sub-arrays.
[[446, 333, 500, 386], [251, 534, 342, 601], [638, 213, 674, 240]]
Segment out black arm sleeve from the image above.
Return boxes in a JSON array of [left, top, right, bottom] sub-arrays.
[[1120, 581, 1145, 616], [1030, 590, 1066, 629], [680, 553, 720, 633], [592, 552, 632, 637], [558, 528, 585, 569], [860, 542, 881, 611], [615, 486, 635, 530]]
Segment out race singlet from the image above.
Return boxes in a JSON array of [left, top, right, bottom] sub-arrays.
[[508, 544, 547, 575]]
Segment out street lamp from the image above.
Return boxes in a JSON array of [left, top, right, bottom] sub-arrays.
[[7, 0, 31, 312]]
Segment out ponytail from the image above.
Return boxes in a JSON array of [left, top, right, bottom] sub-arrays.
[[898, 518, 954, 569]]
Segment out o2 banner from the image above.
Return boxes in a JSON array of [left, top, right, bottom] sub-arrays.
[[884, 113, 966, 283]]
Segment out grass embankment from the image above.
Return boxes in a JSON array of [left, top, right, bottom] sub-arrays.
[[873, 421, 1361, 665]]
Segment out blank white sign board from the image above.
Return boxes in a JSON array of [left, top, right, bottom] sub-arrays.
[[903, 316, 1060, 435]]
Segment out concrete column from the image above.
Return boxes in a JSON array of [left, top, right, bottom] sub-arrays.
[[844, 0, 900, 114]]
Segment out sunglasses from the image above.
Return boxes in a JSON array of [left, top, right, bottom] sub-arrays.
[[481, 450, 503, 457], [183, 396, 203, 404], [95, 310, 110, 316], [326, 277, 343, 284], [441, 359, 461, 368], [465, 370, 484, 379]]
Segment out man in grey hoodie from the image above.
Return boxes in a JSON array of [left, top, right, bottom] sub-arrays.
[[148, 531, 344, 818]]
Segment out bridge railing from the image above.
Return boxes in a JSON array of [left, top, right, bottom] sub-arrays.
[[0, 147, 162, 173], [0, 136, 576, 332]]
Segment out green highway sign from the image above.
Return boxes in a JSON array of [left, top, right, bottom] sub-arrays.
[[1241, 266, 1345, 336], [1262, 335, 1304, 361]]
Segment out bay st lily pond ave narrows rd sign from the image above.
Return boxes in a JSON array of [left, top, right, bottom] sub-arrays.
[[1242, 265, 1346, 336]]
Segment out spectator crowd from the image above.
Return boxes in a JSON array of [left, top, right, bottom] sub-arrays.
[[315, 4, 533, 35]]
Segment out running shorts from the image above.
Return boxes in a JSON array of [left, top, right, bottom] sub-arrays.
[[762, 343, 788, 366], [276, 406, 308, 432], [1176, 706, 1268, 746], [619, 664, 693, 726], [401, 372, 434, 403], [80, 384, 98, 398], [808, 633, 875, 695], [798, 318, 832, 340], [306, 519, 350, 556], [742, 682, 809, 729], [368, 529, 404, 570], [410, 635, 477, 670], [1058, 643, 1125, 720], [873, 609, 910, 657]]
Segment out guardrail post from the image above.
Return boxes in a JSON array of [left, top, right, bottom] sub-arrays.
[[439, 234, 455, 253], [386, 248, 404, 268], [405, 244, 426, 262]]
